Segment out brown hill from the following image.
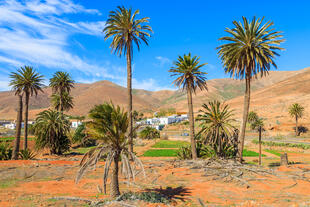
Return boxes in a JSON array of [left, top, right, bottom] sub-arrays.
[[0, 68, 309, 122]]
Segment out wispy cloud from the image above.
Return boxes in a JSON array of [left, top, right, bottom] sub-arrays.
[[155, 56, 171, 67], [0, 0, 111, 78]]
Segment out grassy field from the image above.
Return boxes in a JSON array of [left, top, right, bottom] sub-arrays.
[[264, 149, 281, 156], [243, 149, 266, 157], [0, 137, 35, 142], [151, 140, 189, 148], [143, 149, 178, 157]]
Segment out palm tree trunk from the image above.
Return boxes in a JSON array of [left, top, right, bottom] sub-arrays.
[[187, 85, 197, 159], [295, 115, 298, 136], [126, 42, 133, 153], [258, 126, 262, 165], [111, 151, 120, 197], [24, 92, 29, 150], [12, 95, 23, 160], [238, 74, 251, 163]]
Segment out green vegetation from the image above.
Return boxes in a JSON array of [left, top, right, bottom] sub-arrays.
[[0, 179, 16, 189], [243, 149, 266, 157], [76, 102, 145, 198], [0, 142, 12, 160], [118, 191, 170, 204], [197, 100, 237, 157], [71, 146, 96, 154], [252, 139, 310, 149], [33, 109, 71, 155], [151, 140, 189, 148], [140, 126, 160, 140], [143, 149, 178, 157], [288, 103, 304, 136], [19, 149, 36, 160], [264, 149, 281, 157]]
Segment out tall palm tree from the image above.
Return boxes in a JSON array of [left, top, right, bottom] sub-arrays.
[[217, 16, 284, 162], [33, 109, 71, 155], [289, 103, 304, 136], [197, 101, 237, 157], [11, 95, 23, 160], [49, 71, 74, 113], [10, 66, 44, 150], [103, 6, 153, 153], [169, 53, 208, 159], [75, 103, 145, 197], [51, 92, 74, 112]]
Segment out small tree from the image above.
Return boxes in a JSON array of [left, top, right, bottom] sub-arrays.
[[75, 103, 145, 198], [196, 101, 237, 157], [33, 109, 71, 155], [288, 103, 304, 136], [139, 126, 160, 140], [250, 117, 264, 165], [247, 111, 259, 129]]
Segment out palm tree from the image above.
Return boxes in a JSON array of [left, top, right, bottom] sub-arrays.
[[217, 16, 284, 162], [33, 109, 71, 155], [139, 126, 160, 140], [10, 66, 44, 150], [248, 111, 259, 127], [51, 92, 74, 112], [49, 71, 74, 113], [103, 6, 153, 153], [11, 95, 23, 160], [75, 103, 145, 197], [196, 101, 237, 157], [289, 103, 304, 136], [169, 53, 208, 159], [250, 117, 264, 165]]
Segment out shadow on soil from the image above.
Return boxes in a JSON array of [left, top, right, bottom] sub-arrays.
[[144, 186, 191, 202], [268, 161, 303, 167]]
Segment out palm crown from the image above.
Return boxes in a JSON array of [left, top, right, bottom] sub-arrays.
[[9, 66, 44, 96], [103, 6, 153, 57], [289, 103, 304, 118], [217, 16, 284, 79], [169, 53, 208, 93], [49, 71, 74, 94]]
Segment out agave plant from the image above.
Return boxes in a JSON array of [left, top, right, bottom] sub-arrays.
[[75, 103, 145, 197]]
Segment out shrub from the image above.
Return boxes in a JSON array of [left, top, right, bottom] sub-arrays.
[[0, 143, 12, 160], [72, 123, 96, 147], [118, 191, 170, 204], [33, 109, 71, 155], [139, 126, 160, 140], [19, 149, 36, 160]]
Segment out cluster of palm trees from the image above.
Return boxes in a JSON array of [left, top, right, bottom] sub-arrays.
[[10, 68, 75, 158]]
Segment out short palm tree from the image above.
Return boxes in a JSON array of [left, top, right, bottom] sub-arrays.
[[51, 92, 74, 112], [139, 126, 160, 140], [248, 111, 259, 130], [250, 117, 264, 165], [169, 53, 208, 159], [217, 16, 284, 162], [103, 6, 152, 153], [75, 103, 145, 198], [289, 103, 304, 136], [10, 66, 44, 150], [197, 101, 237, 157], [33, 109, 71, 155]]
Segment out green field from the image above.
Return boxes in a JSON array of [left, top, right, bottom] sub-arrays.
[[264, 149, 281, 156], [151, 140, 189, 148], [243, 149, 266, 157], [252, 139, 310, 149], [143, 149, 178, 157]]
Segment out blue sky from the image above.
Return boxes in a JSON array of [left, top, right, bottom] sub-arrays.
[[0, 0, 309, 91]]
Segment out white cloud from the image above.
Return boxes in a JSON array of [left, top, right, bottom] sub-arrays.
[[0, 0, 111, 78], [132, 78, 175, 91], [155, 56, 171, 67]]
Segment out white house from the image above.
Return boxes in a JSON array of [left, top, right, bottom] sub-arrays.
[[71, 121, 82, 128], [4, 123, 16, 129]]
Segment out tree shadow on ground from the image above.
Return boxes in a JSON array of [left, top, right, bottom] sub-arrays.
[[144, 186, 191, 202]]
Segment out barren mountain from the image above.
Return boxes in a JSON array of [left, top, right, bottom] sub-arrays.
[[0, 68, 309, 123]]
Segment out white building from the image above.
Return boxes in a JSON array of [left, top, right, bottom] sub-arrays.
[[4, 123, 16, 129], [71, 121, 82, 128]]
